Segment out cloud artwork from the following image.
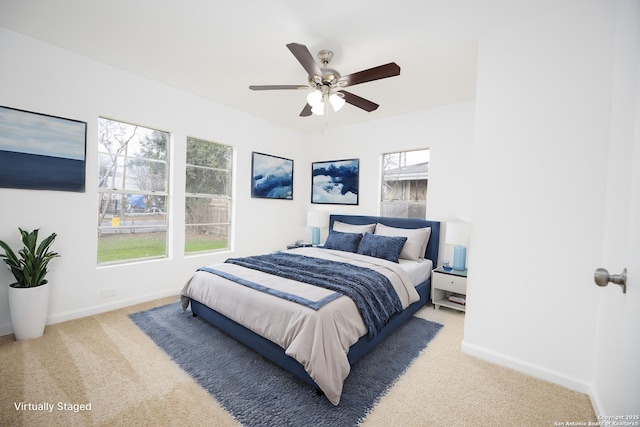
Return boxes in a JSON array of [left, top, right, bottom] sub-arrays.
[[251, 152, 293, 200], [311, 159, 359, 205]]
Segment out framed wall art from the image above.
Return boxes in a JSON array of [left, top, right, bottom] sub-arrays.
[[311, 158, 359, 205], [251, 151, 293, 200], [0, 105, 87, 192]]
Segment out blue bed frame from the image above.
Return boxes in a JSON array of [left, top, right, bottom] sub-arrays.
[[190, 214, 440, 392]]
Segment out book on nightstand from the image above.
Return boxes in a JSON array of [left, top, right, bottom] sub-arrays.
[[448, 293, 466, 305]]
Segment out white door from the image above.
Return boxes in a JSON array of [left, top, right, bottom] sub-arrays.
[[591, 1, 640, 414], [593, 120, 640, 415]]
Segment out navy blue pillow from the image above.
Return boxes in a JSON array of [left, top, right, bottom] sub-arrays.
[[323, 230, 363, 253], [357, 233, 407, 263]]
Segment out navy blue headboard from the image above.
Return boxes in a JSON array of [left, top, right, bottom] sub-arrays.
[[329, 214, 440, 267]]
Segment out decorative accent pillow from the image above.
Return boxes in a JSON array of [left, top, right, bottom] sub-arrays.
[[374, 223, 431, 261], [332, 220, 376, 235], [323, 230, 363, 253], [357, 233, 408, 263]]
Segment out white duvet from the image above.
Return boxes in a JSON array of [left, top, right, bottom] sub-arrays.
[[180, 247, 420, 405]]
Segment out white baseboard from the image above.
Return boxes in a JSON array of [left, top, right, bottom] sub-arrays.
[[48, 289, 181, 325], [588, 384, 605, 418], [461, 340, 593, 395], [0, 288, 181, 338]]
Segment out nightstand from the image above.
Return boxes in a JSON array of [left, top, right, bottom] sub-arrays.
[[431, 267, 467, 312]]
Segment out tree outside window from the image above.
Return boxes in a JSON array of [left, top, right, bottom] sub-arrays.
[[97, 118, 169, 264], [185, 137, 232, 254]]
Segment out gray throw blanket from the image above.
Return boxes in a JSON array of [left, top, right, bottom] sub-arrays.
[[225, 252, 403, 338]]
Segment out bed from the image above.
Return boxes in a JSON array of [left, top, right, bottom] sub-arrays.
[[180, 214, 440, 405]]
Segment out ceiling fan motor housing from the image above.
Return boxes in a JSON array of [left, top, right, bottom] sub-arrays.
[[308, 69, 341, 89], [307, 49, 342, 90]]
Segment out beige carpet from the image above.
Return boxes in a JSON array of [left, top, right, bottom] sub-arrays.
[[0, 297, 596, 426]]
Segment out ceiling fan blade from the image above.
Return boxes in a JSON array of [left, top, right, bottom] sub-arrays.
[[338, 90, 379, 112], [338, 62, 401, 87], [300, 103, 313, 117], [249, 85, 308, 90], [286, 43, 323, 77]]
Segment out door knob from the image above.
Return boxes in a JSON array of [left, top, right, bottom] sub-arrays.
[[594, 268, 627, 293]]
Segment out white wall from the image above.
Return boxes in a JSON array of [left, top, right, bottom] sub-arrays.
[[463, 0, 617, 394], [0, 28, 308, 335]]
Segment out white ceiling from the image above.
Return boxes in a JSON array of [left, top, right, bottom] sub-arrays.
[[0, 0, 578, 134]]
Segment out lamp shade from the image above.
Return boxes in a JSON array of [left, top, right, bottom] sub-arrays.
[[329, 93, 345, 111], [307, 91, 345, 116], [307, 211, 329, 228], [307, 91, 322, 108], [445, 222, 470, 245]]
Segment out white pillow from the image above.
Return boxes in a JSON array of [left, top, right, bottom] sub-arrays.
[[374, 223, 431, 261], [332, 220, 376, 234]]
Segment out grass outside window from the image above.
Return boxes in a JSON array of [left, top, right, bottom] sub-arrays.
[[98, 232, 228, 263], [97, 233, 166, 263]]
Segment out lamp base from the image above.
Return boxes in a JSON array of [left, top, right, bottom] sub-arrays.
[[311, 227, 320, 246], [453, 246, 466, 271]]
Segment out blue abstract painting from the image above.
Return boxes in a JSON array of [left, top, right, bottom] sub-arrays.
[[0, 106, 87, 192], [251, 152, 293, 200], [311, 158, 359, 205]]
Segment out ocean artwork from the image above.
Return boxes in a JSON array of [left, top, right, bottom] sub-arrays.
[[0, 106, 87, 192], [311, 158, 359, 205], [251, 152, 293, 200]]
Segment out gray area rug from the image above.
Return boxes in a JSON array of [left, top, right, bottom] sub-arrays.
[[130, 302, 442, 427]]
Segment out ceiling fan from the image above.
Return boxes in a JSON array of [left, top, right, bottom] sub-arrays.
[[249, 42, 401, 117]]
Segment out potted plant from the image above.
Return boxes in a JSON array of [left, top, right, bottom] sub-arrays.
[[0, 228, 59, 340]]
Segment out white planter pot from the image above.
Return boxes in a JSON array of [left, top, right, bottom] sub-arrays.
[[8, 283, 50, 340]]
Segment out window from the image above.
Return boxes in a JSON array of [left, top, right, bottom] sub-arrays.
[[185, 137, 232, 254], [381, 149, 429, 219], [97, 118, 169, 264]]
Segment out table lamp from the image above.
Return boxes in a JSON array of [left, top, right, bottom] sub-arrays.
[[446, 222, 470, 271], [307, 211, 329, 246]]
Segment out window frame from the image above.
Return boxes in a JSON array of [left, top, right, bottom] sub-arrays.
[[97, 117, 170, 265], [380, 148, 429, 219]]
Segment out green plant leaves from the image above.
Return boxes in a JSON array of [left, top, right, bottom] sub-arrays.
[[0, 228, 59, 288]]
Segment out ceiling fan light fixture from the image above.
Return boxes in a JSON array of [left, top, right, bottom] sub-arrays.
[[311, 104, 324, 116], [307, 90, 323, 108], [329, 93, 345, 112]]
